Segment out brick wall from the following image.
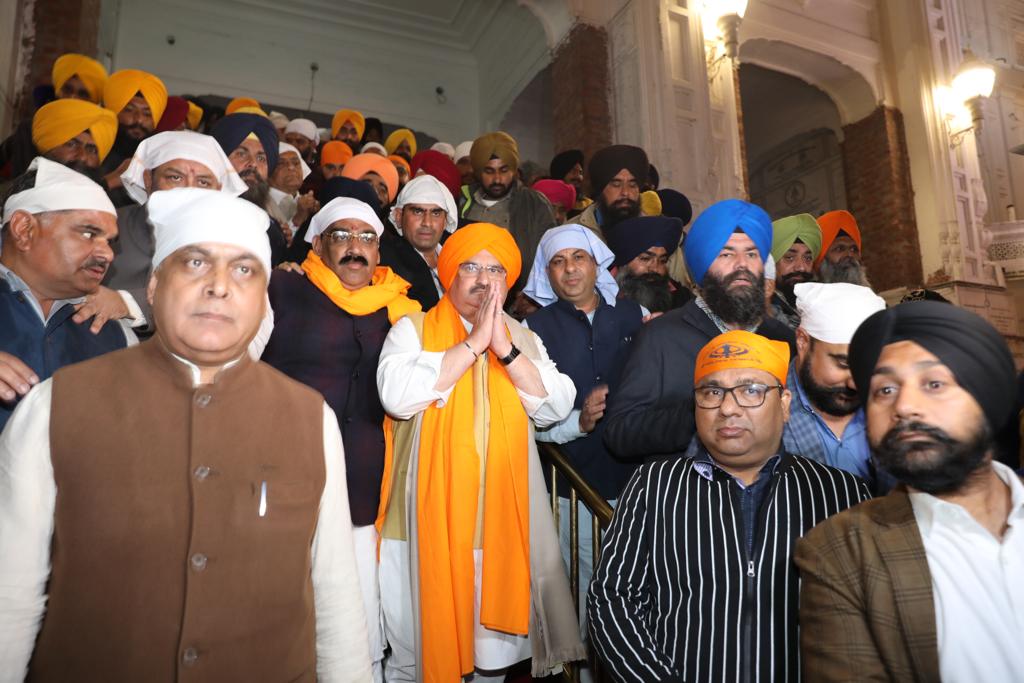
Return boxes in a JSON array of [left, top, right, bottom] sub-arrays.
[[14, 0, 102, 120], [550, 22, 613, 189], [841, 105, 923, 291]]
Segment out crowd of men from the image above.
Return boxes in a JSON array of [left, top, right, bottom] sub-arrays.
[[0, 52, 1020, 683]]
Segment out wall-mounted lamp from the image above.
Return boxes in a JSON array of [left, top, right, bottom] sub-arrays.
[[703, 0, 749, 79], [945, 49, 995, 147]]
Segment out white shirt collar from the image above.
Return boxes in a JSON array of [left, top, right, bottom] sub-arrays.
[[170, 352, 244, 387], [910, 460, 1024, 538]]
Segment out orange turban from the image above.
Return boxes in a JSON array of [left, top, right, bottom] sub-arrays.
[[437, 222, 521, 291], [32, 99, 117, 162], [341, 153, 399, 202], [470, 131, 519, 175], [694, 330, 790, 387], [186, 101, 203, 130], [103, 69, 168, 124], [321, 140, 353, 167], [52, 53, 108, 103], [388, 154, 411, 175], [815, 210, 862, 266], [385, 128, 417, 157], [226, 97, 260, 115], [332, 109, 365, 140]]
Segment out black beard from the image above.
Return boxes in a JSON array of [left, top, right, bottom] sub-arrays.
[[777, 270, 813, 299], [599, 196, 640, 229], [819, 258, 871, 287], [873, 420, 992, 495], [484, 181, 511, 199], [701, 268, 765, 328], [112, 128, 144, 158], [798, 356, 861, 416], [241, 176, 270, 209], [615, 270, 672, 313]]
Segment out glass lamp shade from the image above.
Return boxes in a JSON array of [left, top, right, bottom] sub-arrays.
[[952, 50, 995, 103]]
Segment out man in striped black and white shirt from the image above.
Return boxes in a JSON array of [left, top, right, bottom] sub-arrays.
[[588, 330, 869, 682]]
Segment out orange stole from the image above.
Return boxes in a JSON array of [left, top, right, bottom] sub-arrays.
[[300, 251, 420, 324]]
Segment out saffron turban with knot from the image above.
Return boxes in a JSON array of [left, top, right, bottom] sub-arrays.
[[32, 99, 117, 162], [385, 128, 417, 157], [52, 53, 108, 103], [694, 330, 790, 387], [684, 199, 772, 287], [771, 213, 822, 262], [103, 69, 168, 124], [332, 109, 365, 140], [210, 112, 279, 172], [470, 132, 519, 175], [226, 97, 260, 115], [341, 153, 399, 203], [437, 222, 521, 290], [815, 210, 862, 266], [320, 141, 353, 167]]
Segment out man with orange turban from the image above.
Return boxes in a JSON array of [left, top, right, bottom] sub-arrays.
[[321, 140, 353, 180], [589, 330, 869, 682], [815, 209, 871, 287], [332, 108, 365, 151], [376, 223, 584, 681], [342, 152, 399, 209], [100, 68, 168, 196], [30, 99, 117, 178]]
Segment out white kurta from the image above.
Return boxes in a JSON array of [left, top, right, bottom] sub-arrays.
[[0, 358, 373, 683], [375, 315, 576, 677]]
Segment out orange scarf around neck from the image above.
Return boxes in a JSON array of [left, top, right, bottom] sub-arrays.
[[301, 250, 420, 324]]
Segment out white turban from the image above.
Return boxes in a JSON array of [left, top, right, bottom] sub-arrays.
[[148, 188, 271, 275], [120, 131, 248, 205], [453, 140, 473, 162], [285, 118, 320, 145], [389, 175, 457, 234], [524, 223, 619, 308], [3, 157, 115, 224], [764, 257, 776, 281], [307, 197, 384, 242], [430, 141, 455, 160], [278, 142, 311, 180], [268, 111, 290, 129], [360, 142, 387, 156], [795, 282, 886, 344]]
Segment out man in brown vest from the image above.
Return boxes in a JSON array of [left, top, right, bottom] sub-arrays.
[[0, 187, 372, 682]]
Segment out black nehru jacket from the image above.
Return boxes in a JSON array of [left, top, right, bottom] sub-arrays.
[[378, 232, 443, 311]]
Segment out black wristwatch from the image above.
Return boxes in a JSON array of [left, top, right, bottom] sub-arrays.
[[498, 344, 521, 366]]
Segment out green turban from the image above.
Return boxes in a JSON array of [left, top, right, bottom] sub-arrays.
[[771, 213, 823, 262]]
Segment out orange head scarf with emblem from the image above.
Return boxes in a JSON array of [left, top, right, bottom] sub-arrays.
[[815, 210, 862, 268], [52, 53, 108, 103], [32, 99, 118, 162], [694, 330, 790, 387], [381, 223, 529, 681]]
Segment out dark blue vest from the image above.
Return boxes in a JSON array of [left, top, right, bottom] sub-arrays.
[[526, 297, 643, 499], [0, 279, 127, 431], [261, 270, 392, 526]]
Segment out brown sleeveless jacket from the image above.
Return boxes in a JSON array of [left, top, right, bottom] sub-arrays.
[[30, 339, 327, 683]]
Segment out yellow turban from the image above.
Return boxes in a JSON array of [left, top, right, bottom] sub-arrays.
[[231, 105, 269, 117], [52, 53, 108, 103], [437, 222, 521, 290], [103, 69, 168, 124], [385, 128, 417, 157], [469, 131, 519, 175], [32, 99, 118, 162], [226, 97, 261, 115], [694, 330, 790, 387], [332, 109, 365, 140], [186, 101, 203, 130]]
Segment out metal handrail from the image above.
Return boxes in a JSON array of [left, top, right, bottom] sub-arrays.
[[537, 441, 615, 683]]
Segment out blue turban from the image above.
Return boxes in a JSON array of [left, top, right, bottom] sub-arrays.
[[684, 199, 772, 287], [210, 113, 279, 173]]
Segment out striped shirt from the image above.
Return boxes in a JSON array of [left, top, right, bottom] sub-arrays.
[[587, 451, 870, 682]]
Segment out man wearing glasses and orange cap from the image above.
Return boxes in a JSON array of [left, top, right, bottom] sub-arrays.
[[588, 330, 869, 683]]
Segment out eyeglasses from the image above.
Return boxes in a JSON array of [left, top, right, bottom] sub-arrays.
[[458, 262, 507, 278], [326, 230, 379, 245], [694, 383, 783, 409]]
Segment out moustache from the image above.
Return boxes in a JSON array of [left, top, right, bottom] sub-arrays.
[[487, 183, 507, 191], [81, 258, 109, 272], [882, 421, 957, 451], [339, 254, 369, 266], [725, 269, 755, 285], [470, 283, 489, 294], [780, 271, 812, 285]]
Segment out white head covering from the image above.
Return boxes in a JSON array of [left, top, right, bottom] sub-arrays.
[[3, 157, 115, 224], [268, 111, 290, 129], [148, 188, 271, 275], [453, 140, 473, 162], [524, 224, 619, 307], [278, 142, 311, 180], [361, 142, 387, 156], [764, 257, 776, 282], [795, 282, 886, 344], [430, 141, 455, 160], [389, 175, 457, 235], [120, 131, 248, 205], [307, 197, 384, 242], [285, 118, 319, 145]]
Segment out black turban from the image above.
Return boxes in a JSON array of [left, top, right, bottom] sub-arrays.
[[606, 215, 684, 267], [588, 145, 649, 196], [849, 301, 1017, 432], [550, 149, 583, 181], [656, 189, 693, 226], [210, 113, 279, 173]]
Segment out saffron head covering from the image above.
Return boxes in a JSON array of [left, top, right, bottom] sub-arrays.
[[549, 149, 583, 181], [815, 210, 862, 266], [210, 112, 279, 172], [587, 145, 648, 195], [385, 128, 417, 157], [606, 215, 684, 268], [307, 197, 385, 241], [32, 99, 117, 162], [3, 157, 115, 224], [437, 223, 521, 290], [332, 109, 365, 140], [285, 118, 319, 145], [341, 153, 399, 203], [155, 96, 190, 133], [186, 101, 204, 130], [320, 140, 353, 168], [52, 53, 108, 103], [524, 224, 618, 307], [225, 97, 260, 115], [388, 154, 411, 175], [694, 330, 790, 387], [531, 179, 576, 213], [390, 174, 458, 234], [120, 130, 248, 205], [849, 301, 1016, 431], [469, 132, 519, 175], [771, 213, 823, 262], [794, 282, 886, 345], [684, 199, 772, 287], [102, 69, 168, 124], [410, 149, 461, 198]]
